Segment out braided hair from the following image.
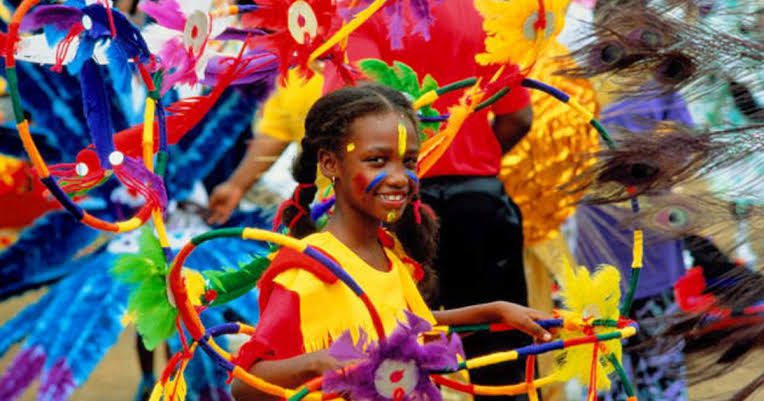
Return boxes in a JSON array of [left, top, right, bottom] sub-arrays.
[[278, 84, 439, 291]]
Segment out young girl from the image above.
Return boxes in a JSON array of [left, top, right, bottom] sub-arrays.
[[231, 84, 551, 401]]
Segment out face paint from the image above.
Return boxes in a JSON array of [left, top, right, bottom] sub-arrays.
[[352, 173, 369, 194], [405, 170, 419, 196], [397, 121, 407, 158], [346, 143, 356, 152], [386, 211, 397, 222], [405, 170, 419, 185], [364, 171, 388, 193]]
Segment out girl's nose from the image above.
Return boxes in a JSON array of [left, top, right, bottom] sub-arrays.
[[385, 164, 409, 188]]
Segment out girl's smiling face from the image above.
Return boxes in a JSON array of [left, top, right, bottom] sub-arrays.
[[320, 111, 419, 224]]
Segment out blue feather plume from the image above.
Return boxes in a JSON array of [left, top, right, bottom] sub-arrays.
[[0, 291, 55, 357], [165, 88, 260, 200], [0, 212, 102, 301], [80, 59, 116, 169]]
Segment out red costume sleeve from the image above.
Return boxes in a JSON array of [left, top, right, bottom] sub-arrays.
[[234, 283, 304, 370], [234, 247, 340, 370]]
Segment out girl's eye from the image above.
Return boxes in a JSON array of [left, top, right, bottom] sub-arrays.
[[365, 156, 387, 166], [404, 157, 417, 168]]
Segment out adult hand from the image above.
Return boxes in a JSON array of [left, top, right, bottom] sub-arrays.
[[207, 181, 245, 225]]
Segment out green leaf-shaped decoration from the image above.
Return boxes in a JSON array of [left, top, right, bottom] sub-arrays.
[[111, 227, 175, 350], [358, 59, 445, 138], [393, 61, 420, 97], [203, 256, 271, 306]]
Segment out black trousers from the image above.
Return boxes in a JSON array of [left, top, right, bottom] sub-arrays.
[[421, 176, 532, 401]]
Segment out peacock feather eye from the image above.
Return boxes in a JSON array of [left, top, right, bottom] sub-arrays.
[[628, 162, 658, 181], [626, 28, 663, 48], [639, 30, 661, 47], [653, 54, 695, 85], [655, 206, 690, 231], [597, 42, 625, 66]]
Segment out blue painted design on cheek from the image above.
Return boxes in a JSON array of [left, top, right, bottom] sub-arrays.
[[364, 172, 388, 193], [405, 170, 419, 185]]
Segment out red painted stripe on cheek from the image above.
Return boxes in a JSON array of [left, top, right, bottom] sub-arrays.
[[352, 174, 368, 197]]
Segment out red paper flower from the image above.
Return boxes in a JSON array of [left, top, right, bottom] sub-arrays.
[[242, 0, 345, 80]]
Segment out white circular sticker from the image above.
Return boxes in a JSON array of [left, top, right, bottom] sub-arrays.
[[108, 151, 124, 166], [75, 162, 90, 177], [81, 15, 93, 30], [183, 10, 210, 56], [287, 1, 318, 45]]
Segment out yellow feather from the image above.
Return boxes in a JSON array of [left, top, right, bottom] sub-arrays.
[[183, 269, 206, 306], [164, 371, 188, 401], [147, 382, 164, 401], [0, 155, 23, 187], [554, 262, 623, 389]]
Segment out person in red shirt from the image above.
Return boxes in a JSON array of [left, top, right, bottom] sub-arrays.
[[330, 2, 535, 400]]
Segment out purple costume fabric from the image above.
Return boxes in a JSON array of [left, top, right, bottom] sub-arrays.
[[575, 92, 692, 300]]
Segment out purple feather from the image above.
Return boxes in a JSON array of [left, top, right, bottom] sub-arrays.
[[408, 0, 436, 41], [323, 311, 462, 401], [385, 0, 405, 50], [214, 27, 269, 41], [310, 196, 336, 221], [329, 330, 368, 361], [36, 359, 76, 401], [201, 51, 279, 86], [138, 0, 186, 31], [20, 5, 83, 32], [199, 386, 234, 401], [339, 0, 372, 20], [113, 156, 168, 211], [0, 346, 46, 401]]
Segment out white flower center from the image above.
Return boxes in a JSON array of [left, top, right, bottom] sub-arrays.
[[373, 359, 418, 399]]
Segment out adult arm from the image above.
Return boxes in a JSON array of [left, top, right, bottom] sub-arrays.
[[207, 134, 290, 224], [492, 106, 534, 153], [491, 85, 533, 153]]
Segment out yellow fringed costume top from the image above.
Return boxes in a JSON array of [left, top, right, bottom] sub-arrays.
[[235, 230, 434, 368]]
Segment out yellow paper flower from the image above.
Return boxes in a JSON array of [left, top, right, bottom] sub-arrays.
[[474, 0, 572, 68]]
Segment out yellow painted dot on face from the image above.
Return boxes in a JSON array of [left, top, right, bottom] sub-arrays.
[[397, 121, 407, 158], [386, 211, 397, 222], [346, 143, 356, 152]]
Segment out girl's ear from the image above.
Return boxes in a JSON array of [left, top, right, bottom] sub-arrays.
[[318, 148, 340, 180]]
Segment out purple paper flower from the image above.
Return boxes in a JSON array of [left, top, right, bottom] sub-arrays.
[[323, 311, 463, 401]]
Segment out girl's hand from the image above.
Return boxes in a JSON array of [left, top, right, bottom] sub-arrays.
[[488, 301, 553, 342], [306, 349, 349, 376]]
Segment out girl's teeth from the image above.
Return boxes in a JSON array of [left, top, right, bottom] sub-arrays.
[[380, 194, 403, 201]]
